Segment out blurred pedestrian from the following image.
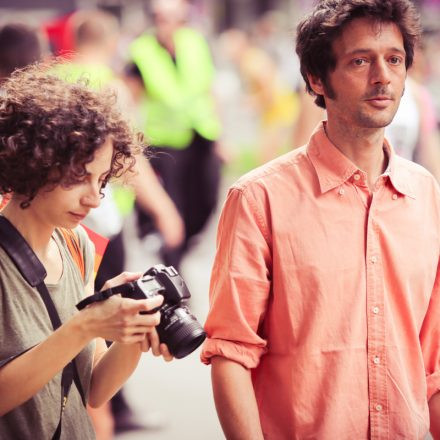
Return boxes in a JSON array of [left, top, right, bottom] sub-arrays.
[[126, 0, 222, 269], [52, 9, 185, 436], [0, 62, 172, 440], [0, 23, 44, 83], [55, 8, 184, 291], [0, 23, 47, 210], [218, 28, 299, 165], [202, 1, 440, 438]]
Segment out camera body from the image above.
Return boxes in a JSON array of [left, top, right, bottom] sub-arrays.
[[123, 265, 206, 359], [130, 264, 190, 304]]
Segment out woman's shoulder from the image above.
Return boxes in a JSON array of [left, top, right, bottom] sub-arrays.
[[54, 225, 95, 284], [54, 225, 91, 249]]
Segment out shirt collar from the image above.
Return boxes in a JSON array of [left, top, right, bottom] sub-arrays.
[[306, 122, 415, 199]]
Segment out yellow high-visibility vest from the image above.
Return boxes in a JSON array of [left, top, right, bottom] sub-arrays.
[[51, 62, 115, 90], [130, 27, 221, 148]]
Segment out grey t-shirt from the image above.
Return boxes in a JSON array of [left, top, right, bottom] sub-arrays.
[[0, 226, 96, 439]]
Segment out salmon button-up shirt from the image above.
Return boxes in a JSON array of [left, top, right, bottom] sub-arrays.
[[201, 123, 440, 439]]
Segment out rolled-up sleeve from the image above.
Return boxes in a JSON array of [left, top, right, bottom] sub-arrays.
[[201, 185, 272, 369], [420, 259, 440, 400]]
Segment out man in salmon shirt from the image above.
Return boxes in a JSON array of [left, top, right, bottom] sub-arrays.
[[201, 0, 440, 438]]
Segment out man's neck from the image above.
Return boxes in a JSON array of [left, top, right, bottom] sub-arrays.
[[324, 121, 388, 190]]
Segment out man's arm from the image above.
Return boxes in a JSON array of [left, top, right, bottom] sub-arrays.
[[429, 391, 440, 439], [202, 187, 271, 438], [211, 356, 264, 440]]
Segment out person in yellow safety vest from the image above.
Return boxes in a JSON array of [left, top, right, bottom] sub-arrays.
[[125, 0, 223, 270], [53, 9, 184, 285]]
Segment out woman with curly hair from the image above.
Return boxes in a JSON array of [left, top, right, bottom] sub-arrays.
[[0, 64, 172, 439]]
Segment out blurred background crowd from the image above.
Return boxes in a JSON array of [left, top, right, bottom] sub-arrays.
[[0, 0, 439, 439]]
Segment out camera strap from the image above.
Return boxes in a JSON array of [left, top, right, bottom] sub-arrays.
[[0, 216, 86, 440], [76, 283, 138, 310]]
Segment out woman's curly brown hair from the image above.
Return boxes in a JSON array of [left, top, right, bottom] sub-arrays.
[[0, 61, 145, 207]]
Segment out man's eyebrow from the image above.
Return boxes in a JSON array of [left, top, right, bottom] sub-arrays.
[[345, 47, 406, 57]]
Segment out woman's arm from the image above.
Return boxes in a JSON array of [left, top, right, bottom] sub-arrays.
[[0, 312, 93, 416], [0, 272, 162, 416], [88, 334, 171, 408], [87, 272, 172, 408]]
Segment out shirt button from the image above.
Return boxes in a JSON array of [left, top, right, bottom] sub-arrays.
[[373, 356, 380, 365], [338, 188, 345, 196], [375, 404, 383, 412], [372, 307, 379, 314], [392, 194, 398, 200], [353, 173, 361, 181], [370, 256, 378, 264]]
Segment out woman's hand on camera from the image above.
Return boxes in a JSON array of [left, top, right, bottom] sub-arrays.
[[139, 329, 174, 361], [79, 272, 163, 344]]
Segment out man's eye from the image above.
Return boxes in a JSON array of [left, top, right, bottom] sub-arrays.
[[389, 56, 402, 65], [353, 58, 367, 66]]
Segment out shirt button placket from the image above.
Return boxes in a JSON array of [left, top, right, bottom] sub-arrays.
[[366, 197, 388, 439]]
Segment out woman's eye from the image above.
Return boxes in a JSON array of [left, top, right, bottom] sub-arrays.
[[99, 174, 111, 190]]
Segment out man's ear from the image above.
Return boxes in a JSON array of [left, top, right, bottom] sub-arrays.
[[307, 74, 325, 96]]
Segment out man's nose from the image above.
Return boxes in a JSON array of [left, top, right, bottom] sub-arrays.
[[371, 59, 391, 85]]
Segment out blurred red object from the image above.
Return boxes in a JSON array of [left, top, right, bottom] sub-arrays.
[[42, 12, 75, 56]]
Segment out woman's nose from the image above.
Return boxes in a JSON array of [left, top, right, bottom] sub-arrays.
[[81, 184, 101, 208]]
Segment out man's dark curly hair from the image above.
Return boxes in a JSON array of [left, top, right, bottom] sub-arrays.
[[296, 0, 421, 109], [0, 62, 144, 207]]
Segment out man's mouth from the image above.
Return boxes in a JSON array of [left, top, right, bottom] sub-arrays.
[[365, 96, 393, 108]]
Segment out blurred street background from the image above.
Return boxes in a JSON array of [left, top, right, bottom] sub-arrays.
[[0, 0, 439, 438]]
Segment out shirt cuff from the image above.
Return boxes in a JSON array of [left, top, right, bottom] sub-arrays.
[[200, 338, 267, 369], [427, 370, 440, 401]]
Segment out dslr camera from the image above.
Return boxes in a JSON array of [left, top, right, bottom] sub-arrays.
[[76, 264, 206, 359]]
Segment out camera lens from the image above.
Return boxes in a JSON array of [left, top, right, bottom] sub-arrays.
[[157, 307, 206, 359]]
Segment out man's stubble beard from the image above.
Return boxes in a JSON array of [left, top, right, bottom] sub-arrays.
[[323, 82, 404, 129]]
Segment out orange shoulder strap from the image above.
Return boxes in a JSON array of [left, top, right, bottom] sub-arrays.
[[59, 228, 85, 281]]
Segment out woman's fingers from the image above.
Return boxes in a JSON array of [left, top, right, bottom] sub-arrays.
[[148, 329, 161, 356], [139, 335, 150, 352], [147, 333, 174, 361], [160, 343, 173, 362], [101, 271, 143, 290]]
